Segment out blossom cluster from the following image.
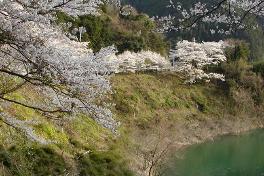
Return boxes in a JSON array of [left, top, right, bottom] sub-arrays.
[[155, 0, 264, 34], [0, 0, 120, 142], [103, 50, 171, 73], [170, 40, 227, 83]]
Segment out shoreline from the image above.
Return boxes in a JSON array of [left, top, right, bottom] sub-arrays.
[[131, 117, 264, 176]]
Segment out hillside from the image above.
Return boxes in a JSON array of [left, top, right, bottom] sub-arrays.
[[0, 71, 263, 175], [1, 1, 264, 176], [123, 0, 264, 61], [56, 6, 169, 56]]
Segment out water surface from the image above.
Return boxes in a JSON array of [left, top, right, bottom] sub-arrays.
[[163, 129, 264, 176]]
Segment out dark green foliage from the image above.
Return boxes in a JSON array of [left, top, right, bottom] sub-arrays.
[[0, 146, 12, 168], [0, 139, 133, 176], [77, 151, 133, 176], [115, 34, 146, 53], [219, 41, 264, 104], [191, 95, 208, 113], [225, 41, 250, 62], [26, 147, 67, 176], [222, 41, 251, 84], [55, 9, 169, 55], [56, 11, 75, 24], [0, 32, 10, 45], [242, 15, 264, 61], [0, 145, 67, 176], [253, 61, 264, 77], [78, 15, 115, 51], [56, 12, 114, 52]]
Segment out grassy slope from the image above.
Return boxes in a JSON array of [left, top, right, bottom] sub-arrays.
[[0, 85, 131, 175], [0, 72, 263, 175], [112, 72, 264, 175], [113, 72, 238, 126]]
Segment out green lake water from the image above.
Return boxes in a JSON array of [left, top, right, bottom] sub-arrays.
[[163, 129, 264, 176]]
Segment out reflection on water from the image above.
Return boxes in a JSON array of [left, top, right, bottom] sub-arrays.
[[163, 129, 264, 176]]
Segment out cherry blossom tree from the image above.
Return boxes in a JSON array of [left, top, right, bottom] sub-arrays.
[[170, 40, 227, 83], [155, 0, 264, 34], [0, 0, 120, 143]]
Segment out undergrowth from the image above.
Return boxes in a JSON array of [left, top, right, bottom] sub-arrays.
[[0, 72, 263, 175]]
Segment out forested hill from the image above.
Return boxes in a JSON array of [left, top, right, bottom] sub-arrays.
[[123, 0, 226, 43], [122, 0, 264, 23], [122, 0, 264, 61], [122, 0, 169, 16], [122, 0, 202, 16], [2, 1, 264, 176]]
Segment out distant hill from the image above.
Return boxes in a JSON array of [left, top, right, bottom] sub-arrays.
[[122, 0, 231, 42], [122, 0, 197, 16], [122, 0, 169, 16], [122, 0, 264, 60]]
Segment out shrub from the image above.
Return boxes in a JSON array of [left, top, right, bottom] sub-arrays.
[[0, 145, 68, 176], [221, 59, 252, 82], [220, 40, 264, 105], [77, 151, 133, 176], [253, 61, 264, 77], [225, 40, 250, 62], [116, 34, 146, 53], [0, 146, 11, 168], [25, 147, 67, 176]]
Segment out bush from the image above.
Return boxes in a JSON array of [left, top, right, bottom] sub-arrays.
[[222, 62, 264, 103], [0, 146, 11, 168], [220, 40, 264, 105], [225, 40, 250, 62], [221, 59, 252, 82], [0, 145, 67, 176], [27, 147, 67, 176], [116, 34, 146, 53], [253, 61, 264, 77], [77, 151, 133, 176]]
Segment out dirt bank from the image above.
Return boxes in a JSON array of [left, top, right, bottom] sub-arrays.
[[128, 117, 264, 176]]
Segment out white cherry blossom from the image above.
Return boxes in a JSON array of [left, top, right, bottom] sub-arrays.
[[0, 0, 120, 142], [170, 40, 227, 83]]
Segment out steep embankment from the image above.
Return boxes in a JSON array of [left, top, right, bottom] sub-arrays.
[[0, 84, 132, 175], [111, 72, 264, 175], [0, 72, 263, 175]]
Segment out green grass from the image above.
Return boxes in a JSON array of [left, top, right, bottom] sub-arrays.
[[78, 150, 134, 176], [0, 145, 68, 176], [0, 72, 263, 175], [112, 72, 234, 128], [0, 79, 132, 175]]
